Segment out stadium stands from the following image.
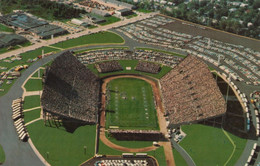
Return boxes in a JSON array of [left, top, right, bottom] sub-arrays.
[[41, 51, 100, 123], [135, 61, 161, 74], [95, 61, 123, 73], [109, 129, 163, 141], [160, 55, 226, 126]]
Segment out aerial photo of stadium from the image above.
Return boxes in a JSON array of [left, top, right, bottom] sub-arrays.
[[0, 0, 260, 166]]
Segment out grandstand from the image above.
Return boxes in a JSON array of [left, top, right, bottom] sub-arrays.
[[41, 51, 100, 123], [95, 61, 123, 73], [160, 55, 226, 127], [135, 61, 161, 74]]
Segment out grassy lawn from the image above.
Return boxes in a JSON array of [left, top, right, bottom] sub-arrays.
[[27, 120, 96, 166], [105, 77, 158, 130], [32, 69, 45, 78], [88, 25, 98, 29], [88, 60, 172, 79], [51, 31, 124, 49], [0, 23, 14, 32], [172, 149, 188, 166], [179, 124, 247, 166], [74, 47, 129, 54], [20, 46, 59, 61], [98, 140, 166, 165], [0, 45, 20, 54], [100, 16, 121, 26], [136, 9, 152, 13], [0, 144, 5, 164], [125, 13, 138, 19], [105, 132, 153, 148], [24, 108, 41, 124], [24, 79, 43, 91], [136, 47, 186, 58], [0, 79, 17, 97], [23, 95, 41, 110]]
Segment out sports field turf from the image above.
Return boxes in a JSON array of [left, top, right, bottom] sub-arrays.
[[23, 95, 41, 110], [27, 120, 96, 166], [98, 140, 166, 166], [105, 132, 153, 148], [24, 108, 41, 124], [88, 60, 172, 79], [105, 78, 158, 130], [0, 144, 5, 164], [179, 124, 247, 166], [51, 31, 124, 49], [24, 79, 43, 91]]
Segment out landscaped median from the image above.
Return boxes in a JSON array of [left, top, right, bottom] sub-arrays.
[[0, 144, 5, 165], [50, 31, 124, 49]]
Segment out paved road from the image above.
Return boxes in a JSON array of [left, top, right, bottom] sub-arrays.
[[0, 51, 64, 166]]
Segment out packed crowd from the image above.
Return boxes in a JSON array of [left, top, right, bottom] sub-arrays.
[[160, 55, 226, 126], [117, 15, 260, 85], [41, 52, 100, 123], [96, 61, 123, 73], [12, 98, 28, 142], [109, 129, 162, 141], [94, 159, 149, 166], [135, 61, 161, 74]]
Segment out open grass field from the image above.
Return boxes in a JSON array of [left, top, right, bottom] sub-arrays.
[[24, 108, 41, 124], [23, 95, 41, 110], [172, 149, 188, 166], [100, 16, 121, 26], [105, 132, 153, 148], [88, 60, 172, 79], [0, 144, 5, 164], [179, 124, 247, 166], [98, 140, 166, 165], [27, 120, 96, 166], [105, 77, 158, 130], [51, 31, 124, 49], [0, 23, 14, 32], [24, 79, 43, 91]]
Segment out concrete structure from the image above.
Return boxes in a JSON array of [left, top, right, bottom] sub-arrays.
[[115, 8, 133, 16], [0, 33, 28, 48]]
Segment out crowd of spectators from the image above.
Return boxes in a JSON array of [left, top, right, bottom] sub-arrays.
[[117, 15, 260, 85], [109, 129, 162, 141], [160, 55, 226, 126], [41, 51, 100, 123], [135, 61, 161, 74], [95, 61, 123, 73]]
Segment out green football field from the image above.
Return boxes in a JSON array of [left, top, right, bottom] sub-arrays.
[[105, 78, 159, 130]]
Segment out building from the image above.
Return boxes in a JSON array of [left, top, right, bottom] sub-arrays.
[[71, 18, 90, 27], [100, 0, 136, 10], [28, 24, 68, 39], [0, 12, 68, 39], [91, 9, 111, 17], [115, 8, 133, 16], [0, 33, 28, 48]]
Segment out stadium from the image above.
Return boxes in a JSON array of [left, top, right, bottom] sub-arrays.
[[1, 13, 259, 166], [38, 47, 240, 165]]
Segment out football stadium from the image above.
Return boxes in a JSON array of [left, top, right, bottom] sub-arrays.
[[1, 12, 259, 166]]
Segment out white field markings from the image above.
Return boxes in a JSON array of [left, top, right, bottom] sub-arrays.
[[222, 129, 236, 166], [142, 87, 150, 120]]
